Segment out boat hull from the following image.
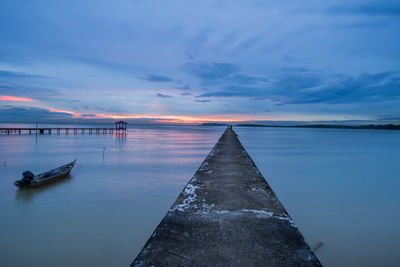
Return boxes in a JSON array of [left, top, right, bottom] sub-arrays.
[[16, 171, 71, 188], [14, 160, 76, 188]]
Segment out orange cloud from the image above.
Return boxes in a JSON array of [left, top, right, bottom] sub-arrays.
[[0, 95, 35, 102], [41, 106, 279, 123], [42, 106, 248, 123], [92, 113, 246, 123], [47, 107, 82, 118]]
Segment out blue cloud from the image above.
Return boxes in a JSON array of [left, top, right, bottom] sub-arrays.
[[327, 5, 400, 16], [0, 69, 62, 100], [156, 93, 173, 98], [227, 74, 269, 85], [182, 61, 240, 80], [80, 114, 97, 118], [139, 74, 173, 82], [0, 106, 73, 122], [71, 56, 141, 74], [0, 69, 47, 79], [180, 92, 192, 96], [200, 86, 261, 98], [0, 83, 61, 99], [0, 1, 399, 122], [177, 85, 190, 90], [289, 72, 400, 104], [181, 61, 269, 92], [195, 99, 211, 103], [377, 115, 400, 121], [198, 68, 400, 105]]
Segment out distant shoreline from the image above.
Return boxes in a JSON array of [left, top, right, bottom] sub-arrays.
[[202, 123, 400, 130]]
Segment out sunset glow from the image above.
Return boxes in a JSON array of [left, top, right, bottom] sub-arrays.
[[0, 1, 399, 266], [0, 95, 35, 102], [0, 0, 399, 124], [45, 107, 249, 123], [93, 113, 247, 123], [47, 107, 82, 117]]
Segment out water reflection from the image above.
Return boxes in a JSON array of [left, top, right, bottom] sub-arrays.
[[237, 127, 400, 267], [0, 124, 224, 267], [115, 131, 127, 140], [14, 175, 73, 202], [4, 125, 398, 266]]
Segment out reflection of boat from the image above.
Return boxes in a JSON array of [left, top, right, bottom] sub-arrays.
[[14, 160, 76, 188]]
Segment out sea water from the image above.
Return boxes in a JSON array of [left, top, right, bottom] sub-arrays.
[[0, 124, 399, 266], [237, 127, 400, 267]]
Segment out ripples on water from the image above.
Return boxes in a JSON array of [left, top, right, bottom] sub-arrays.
[[237, 127, 400, 267], [1, 124, 399, 266], [0, 124, 224, 266]]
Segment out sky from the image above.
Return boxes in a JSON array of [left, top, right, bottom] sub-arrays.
[[0, 0, 399, 124]]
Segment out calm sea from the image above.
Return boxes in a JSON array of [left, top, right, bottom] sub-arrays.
[[0, 123, 399, 266]]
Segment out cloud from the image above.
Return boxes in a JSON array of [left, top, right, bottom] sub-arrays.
[[327, 5, 400, 16], [71, 56, 141, 74], [377, 115, 400, 121], [198, 68, 400, 105], [199, 87, 260, 98], [156, 93, 173, 98], [0, 95, 36, 102], [0, 83, 62, 100], [181, 61, 269, 92], [182, 61, 240, 81], [0, 69, 62, 100], [0, 1, 399, 122], [195, 99, 211, 103], [0, 69, 47, 79], [288, 72, 400, 104], [139, 74, 173, 82], [0, 106, 73, 122], [80, 113, 97, 118], [177, 85, 190, 90], [227, 74, 269, 85]]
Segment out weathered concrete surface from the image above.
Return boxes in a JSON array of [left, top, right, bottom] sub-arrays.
[[132, 127, 322, 266]]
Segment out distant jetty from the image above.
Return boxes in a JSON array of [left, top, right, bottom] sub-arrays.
[[132, 127, 321, 266], [0, 121, 128, 135]]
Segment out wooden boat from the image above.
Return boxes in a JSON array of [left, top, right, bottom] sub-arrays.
[[14, 160, 76, 188]]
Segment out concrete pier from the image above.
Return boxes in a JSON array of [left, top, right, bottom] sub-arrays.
[[132, 127, 322, 266]]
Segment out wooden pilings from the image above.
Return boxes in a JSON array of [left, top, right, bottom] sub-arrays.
[[0, 128, 121, 135]]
